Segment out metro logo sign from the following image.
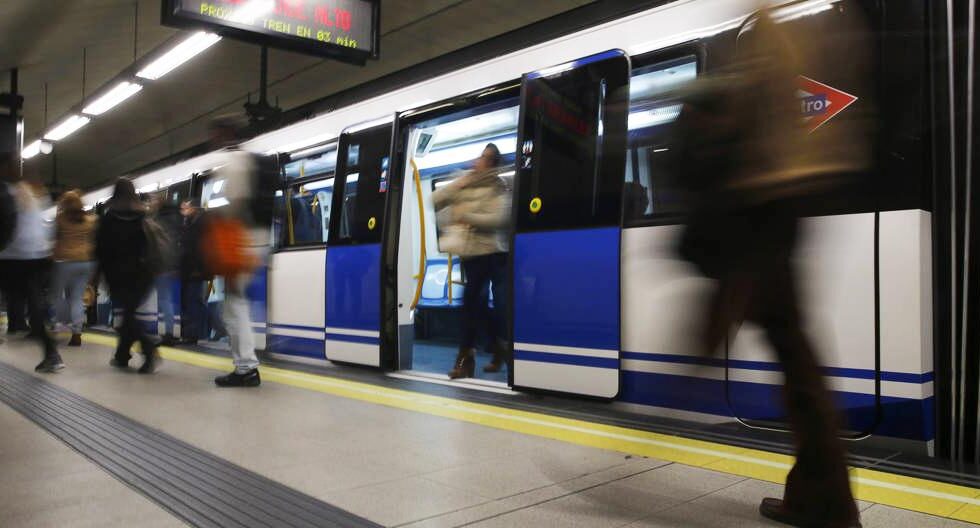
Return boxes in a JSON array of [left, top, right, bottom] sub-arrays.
[[797, 76, 858, 133]]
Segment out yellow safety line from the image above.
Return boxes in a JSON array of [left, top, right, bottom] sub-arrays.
[[81, 333, 980, 523]]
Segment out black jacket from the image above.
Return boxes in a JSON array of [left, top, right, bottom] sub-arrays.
[[179, 211, 210, 281], [95, 208, 152, 297]]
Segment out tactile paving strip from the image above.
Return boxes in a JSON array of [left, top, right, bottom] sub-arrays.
[[0, 360, 381, 528]]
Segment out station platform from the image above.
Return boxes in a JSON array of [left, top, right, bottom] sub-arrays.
[[0, 334, 978, 528]]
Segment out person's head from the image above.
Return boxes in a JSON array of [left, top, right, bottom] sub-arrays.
[[208, 115, 244, 149], [108, 177, 143, 212], [57, 189, 86, 222], [180, 198, 200, 217], [474, 143, 502, 172]]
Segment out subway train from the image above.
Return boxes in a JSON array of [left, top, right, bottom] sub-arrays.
[[77, 0, 939, 455]]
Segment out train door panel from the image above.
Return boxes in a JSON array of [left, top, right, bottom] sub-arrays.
[[324, 123, 391, 367], [511, 50, 631, 398], [268, 145, 336, 358], [385, 90, 520, 380]]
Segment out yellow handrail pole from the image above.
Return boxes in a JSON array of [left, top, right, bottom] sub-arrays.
[[447, 253, 454, 304], [409, 159, 427, 310]]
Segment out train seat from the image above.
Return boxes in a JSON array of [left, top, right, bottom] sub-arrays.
[[418, 257, 464, 308]]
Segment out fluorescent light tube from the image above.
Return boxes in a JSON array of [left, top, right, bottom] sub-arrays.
[[83, 81, 143, 116], [302, 179, 334, 191], [207, 197, 230, 209], [22, 140, 42, 159], [137, 32, 222, 80], [44, 115, 91, 141]]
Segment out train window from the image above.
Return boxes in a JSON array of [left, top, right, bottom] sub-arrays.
[[330, 125, 391, 245], [282, 178, 333, 247], [624, 55, 698, 225], [201, 177, 229, 210], [283, 144, 338, 181], [404, 102, 519, 255]]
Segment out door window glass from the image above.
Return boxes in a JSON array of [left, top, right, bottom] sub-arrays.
[[515, 53, 630, 231], [624, 55, 698, 223], [330, 125, 392, 245]]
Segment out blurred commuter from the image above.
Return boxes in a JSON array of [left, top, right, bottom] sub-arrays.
[[50, 190, 96, 346], [673, 11, 867, 528], [93, 178, 160, 374], [0, 159, 62, 372], [206, 117, 269, 387], [178, 199, 209, 345], [150, 194, 181, 345], [432, 143, 511, 379]]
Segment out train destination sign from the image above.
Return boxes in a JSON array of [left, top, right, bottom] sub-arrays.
[[162, 0, 379, 65]]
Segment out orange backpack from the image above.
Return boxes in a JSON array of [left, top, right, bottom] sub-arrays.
[[200, 216, 258, 276]]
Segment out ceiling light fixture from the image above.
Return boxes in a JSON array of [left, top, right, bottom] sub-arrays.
[[44, 115, 91, 141], [83, 81, 144, 116], [22, 140, 42, 159], [136, 32, 222, 80]]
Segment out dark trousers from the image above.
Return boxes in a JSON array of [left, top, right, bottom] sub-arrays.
[[180, 280, 206, 341], [707, 254, 857, 523], [111, 282, 155, 361], [1, 268, 27, 331], [460, 253, 508, 350], [0, 259, 58, 360]]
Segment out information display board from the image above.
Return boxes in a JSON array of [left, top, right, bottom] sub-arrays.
[[162, 0, 379, 64]]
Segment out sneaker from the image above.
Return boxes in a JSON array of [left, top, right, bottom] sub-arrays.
[[35, 357, 66, 373], [67, 333, 82, 347], [109, 356, 130, 369], [138, 350, 161, 374], [214, 369, 261, 387]]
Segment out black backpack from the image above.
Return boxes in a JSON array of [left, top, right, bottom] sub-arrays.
[[249, 154, 282, 227], [0, 182, 17, 251]]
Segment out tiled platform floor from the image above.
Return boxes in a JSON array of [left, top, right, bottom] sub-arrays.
[[0, 335, 975, 527]]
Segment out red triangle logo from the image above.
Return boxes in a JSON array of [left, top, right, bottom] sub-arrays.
[[797, 76, 858, 133]]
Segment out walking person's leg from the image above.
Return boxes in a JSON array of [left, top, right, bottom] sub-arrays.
[[756, 265, 859, 527], [111, 292, 139, 368], [180, 280, 204, 343], [215, 273, 259, 387], [25, 260, 63, 372], [48, 261, 70, 331], [65, 262, 93, 345], [483, 253, 509, 373], [450, 255, 491, 379]]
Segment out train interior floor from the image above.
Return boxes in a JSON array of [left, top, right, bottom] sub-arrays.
[[0, 333, 978, 528]]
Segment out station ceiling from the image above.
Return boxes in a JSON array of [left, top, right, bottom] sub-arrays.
[[1, 0, 593, 190]]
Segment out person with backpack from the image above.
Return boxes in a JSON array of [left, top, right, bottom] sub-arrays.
[[92, 178, 160, 374], [49, 190, 97, 346], [0, 158, 62, 372], [205, 116, 273, 387]]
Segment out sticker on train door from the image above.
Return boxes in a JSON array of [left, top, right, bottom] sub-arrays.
[[797, 76, 858, 133]]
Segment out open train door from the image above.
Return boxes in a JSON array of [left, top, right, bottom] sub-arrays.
[[322, 120, 392, 366], [511, 50, 630, 397]]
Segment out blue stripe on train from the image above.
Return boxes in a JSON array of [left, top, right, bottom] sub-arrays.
[[267, 335, 324, 360], [622, 351, 934, 384], [515, 350, 618, 369], [324, 333, 379, 345], [619, 370, 934, 441]]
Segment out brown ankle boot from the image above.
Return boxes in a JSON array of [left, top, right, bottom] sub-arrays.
[[67, 333, 81, 347], [483, 340, 509, 373], [449, 348, 475, 379]]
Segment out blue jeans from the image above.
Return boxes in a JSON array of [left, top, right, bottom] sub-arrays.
[[50, 260, 95, 334], [156, 273, 177, 337]]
